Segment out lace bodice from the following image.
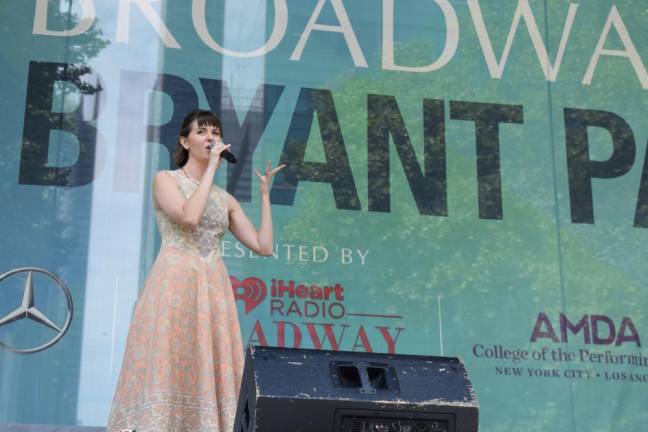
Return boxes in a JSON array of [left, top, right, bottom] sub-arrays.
[[155, 169, 229, 260]]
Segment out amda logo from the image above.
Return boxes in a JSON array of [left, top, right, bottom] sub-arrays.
[[230, 276, 267, 313]]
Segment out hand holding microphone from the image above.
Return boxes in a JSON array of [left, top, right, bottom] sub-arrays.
[[207, 138, 237, 164]]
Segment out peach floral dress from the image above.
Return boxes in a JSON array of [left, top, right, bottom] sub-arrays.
[[107, 169, 243, 432]]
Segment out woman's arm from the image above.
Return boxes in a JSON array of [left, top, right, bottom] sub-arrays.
[[228, 161, 285, 256], [153, 143, 231, 227]]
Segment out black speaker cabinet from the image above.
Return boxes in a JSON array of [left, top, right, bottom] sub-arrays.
[[233, 346, 479, 432]]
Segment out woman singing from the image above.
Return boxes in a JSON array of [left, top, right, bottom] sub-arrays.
[[107, 109, 284, 431]]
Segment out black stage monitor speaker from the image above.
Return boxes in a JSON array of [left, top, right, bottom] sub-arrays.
[[233, 346, 479, 432]]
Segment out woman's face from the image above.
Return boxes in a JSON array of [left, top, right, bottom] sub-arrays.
[[180, 120, 221, 162]]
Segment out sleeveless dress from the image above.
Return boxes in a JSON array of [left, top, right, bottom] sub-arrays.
[[107, 169, 244, 432]]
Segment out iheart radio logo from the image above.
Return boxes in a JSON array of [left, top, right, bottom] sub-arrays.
[[230, 276, 267, 313]]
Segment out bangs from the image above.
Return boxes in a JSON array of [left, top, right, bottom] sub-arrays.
[[194, 111, 221, 131]]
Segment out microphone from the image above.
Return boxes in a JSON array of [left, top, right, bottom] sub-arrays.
[[207, 140, 237, 164]]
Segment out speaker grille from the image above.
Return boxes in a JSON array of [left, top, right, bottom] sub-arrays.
[[338, 412, 452, 432]]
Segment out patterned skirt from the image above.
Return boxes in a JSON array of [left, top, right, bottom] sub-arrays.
[[107, 246, 243, 432]]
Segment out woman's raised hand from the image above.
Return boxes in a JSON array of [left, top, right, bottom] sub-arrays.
[[254, 160, 286, 195]]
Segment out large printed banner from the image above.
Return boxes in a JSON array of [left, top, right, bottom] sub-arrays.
[[1, 0, 647, 430]]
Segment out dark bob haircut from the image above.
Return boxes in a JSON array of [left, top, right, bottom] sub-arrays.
[[174, 109, 222, 167]]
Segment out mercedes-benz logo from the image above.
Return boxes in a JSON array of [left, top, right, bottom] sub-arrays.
[[0, 267, 74, 354]]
